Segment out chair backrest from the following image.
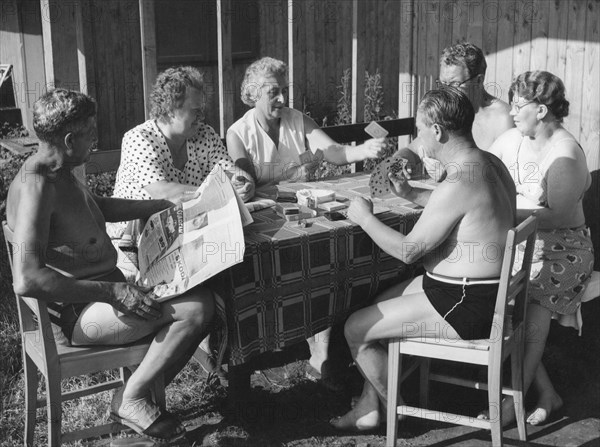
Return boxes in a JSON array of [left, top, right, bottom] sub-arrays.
[[2, 221, 61, 368], [490, 215, 537, 354]]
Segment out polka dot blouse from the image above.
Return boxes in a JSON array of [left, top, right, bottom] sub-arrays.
[[113, 119, 234, 201]]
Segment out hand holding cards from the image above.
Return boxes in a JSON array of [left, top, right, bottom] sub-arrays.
[[369, 154, 409, 197], [299, 148, 324, 165]]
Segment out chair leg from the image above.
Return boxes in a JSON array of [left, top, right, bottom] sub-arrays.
[[23, 355, 38, 447], [386, 339, 401, 447], [511, 346, 527, 441], [487, 365, 503, 447], [419, 358, 431, 408], [45, 371, 62, 447]]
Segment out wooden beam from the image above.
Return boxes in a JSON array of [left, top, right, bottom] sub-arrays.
[[139, 0, 157, 120], [216, 0, 234, 138], [287, 0, 294, 108], [74, 0, 86, 94], [40, 0, 79, 90], [351, 0, 365, 124], [398, 0, 415, 148]]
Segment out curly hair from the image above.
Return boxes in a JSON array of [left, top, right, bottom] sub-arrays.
[[240, 57, 288, 107], [149, 66, 205, 120], [440, 42, 487, 78], [509, 71, 570, 122], [33, 89, 96, 145], [418, 86, 475, 135]]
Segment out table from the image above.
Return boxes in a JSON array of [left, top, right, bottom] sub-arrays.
[[208, 173, 425, 372]]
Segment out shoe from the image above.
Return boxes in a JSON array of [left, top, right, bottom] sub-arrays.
[[108, 387, 185, 445], [193, 346, 228, 383]]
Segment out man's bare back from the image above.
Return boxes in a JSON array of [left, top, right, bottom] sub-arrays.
[[422, 149, 516, 277]]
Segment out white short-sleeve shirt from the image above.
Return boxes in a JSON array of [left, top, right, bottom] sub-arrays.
[[227, 107, 306, 186], [113, 119, 234, 200]]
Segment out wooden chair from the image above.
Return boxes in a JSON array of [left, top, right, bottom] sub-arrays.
[[386, 215, 538, 447], [2, 221, 165, 446]]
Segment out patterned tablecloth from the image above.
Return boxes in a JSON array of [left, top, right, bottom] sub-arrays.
[[208, 173, 424, 366]]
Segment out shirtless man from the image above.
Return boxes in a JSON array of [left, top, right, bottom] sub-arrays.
[[400, 42, 514, 180], [6, 89, 214, 443], [330, 86, 516, 431]]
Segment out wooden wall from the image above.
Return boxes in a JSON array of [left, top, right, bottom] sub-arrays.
[[1, 0, 598, 170]]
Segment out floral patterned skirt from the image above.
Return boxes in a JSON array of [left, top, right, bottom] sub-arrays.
[[527, 226, 594, 315]]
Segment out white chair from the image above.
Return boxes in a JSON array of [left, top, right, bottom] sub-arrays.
[[386, 215, 538, 447]]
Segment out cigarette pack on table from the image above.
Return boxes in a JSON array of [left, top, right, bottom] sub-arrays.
[[319, 201, 347, 212], [275, 202, 300, 216], [296, 189, 335, 207]]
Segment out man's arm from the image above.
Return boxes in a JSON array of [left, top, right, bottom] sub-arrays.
[[10, 181, 159, 319], [93, 195, 174, 222], [348, 182, 464, 264]]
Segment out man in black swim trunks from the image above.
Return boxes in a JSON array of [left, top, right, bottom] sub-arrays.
[[331, 86, 516, 432]]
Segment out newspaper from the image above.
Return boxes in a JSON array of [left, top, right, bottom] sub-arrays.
[[136, 165, 252, 301]]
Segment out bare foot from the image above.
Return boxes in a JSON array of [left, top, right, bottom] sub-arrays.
[[477, 397, 517, 427], [330, 398, 381, 432], [527, 392, 563, 426]]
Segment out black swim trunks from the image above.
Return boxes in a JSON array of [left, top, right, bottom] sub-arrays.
[[47, 302, 88, 343], [423, 272, 500, 340]]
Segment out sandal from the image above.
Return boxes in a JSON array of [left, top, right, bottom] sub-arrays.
[[108, 387, 185, 444]]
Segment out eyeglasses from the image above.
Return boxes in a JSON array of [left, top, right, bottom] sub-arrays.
[[510, 100, 537, 113], [436, 74, 479, 88]]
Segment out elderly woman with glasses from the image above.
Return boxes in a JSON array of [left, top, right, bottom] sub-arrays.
[[226, 57, 387, 187], [113, 66, 254, 205], [486, 70, 594, 426]]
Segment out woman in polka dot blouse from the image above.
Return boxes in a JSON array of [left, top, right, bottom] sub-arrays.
[[113, 66, 254, 204]]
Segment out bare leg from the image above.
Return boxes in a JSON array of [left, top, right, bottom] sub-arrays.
[[331, 276, 460, 431], [527, 362, 563, 425], [72, 286, 214, 399], [481, 303, 553, 426], [307, 328, 331, 373]]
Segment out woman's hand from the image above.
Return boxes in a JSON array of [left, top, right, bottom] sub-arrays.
[[348, 197, 374, 227], [232, 176, 256, 202], [361, 138, 387, 159]]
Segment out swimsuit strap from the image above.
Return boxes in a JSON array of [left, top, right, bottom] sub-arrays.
[[426, 271, 501, 285]]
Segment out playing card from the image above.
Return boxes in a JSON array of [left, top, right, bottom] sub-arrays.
[[369, 155, 408, 198], [298, 151, 313, 164], [364, 121, 389, 139]]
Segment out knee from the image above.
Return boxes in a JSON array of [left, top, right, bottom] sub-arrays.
[[183, 288, 215, 327], [344, 313, 367, 347]]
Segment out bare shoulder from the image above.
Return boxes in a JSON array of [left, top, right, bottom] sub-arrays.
[[7, 159, 57, 227]]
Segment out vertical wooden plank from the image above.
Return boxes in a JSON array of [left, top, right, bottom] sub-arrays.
[[580, 0, 599, 171], [451, 0, 468, 44], [415, 0, 428, 107], [563, 0, 587, 141], [398, 0, 415, 146], [546, 0, 569, 81], [530, 0, 550, 70], [74, 0, 87, 94], [40, 0, 79, 90], [18, 0, 46, 129], [424, 0, 440, 92], [139, 0, 157, 119], [481, 0, 499, 97], [495, 0, 516, 101], [351, 0, 365, 123], [304, 0, 316, 114], [512, 0, 532, 77], [466, 0, 484, 48], [287, 0, 295, 108], [217, 0, 234, 137], [381, 0, 400, 120]]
